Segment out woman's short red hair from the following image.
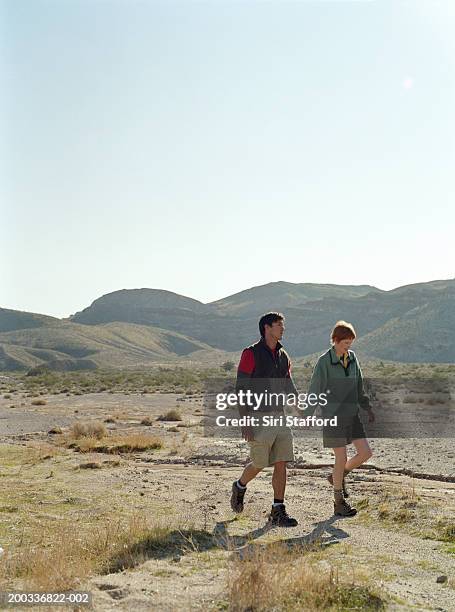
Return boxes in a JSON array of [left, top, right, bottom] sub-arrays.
[[331, 320, 356, 343]]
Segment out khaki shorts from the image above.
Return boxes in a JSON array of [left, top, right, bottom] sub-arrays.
[[248, 416, 294, 469]]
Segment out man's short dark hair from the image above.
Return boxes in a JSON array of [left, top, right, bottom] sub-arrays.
[[259, 312, 284, 337]]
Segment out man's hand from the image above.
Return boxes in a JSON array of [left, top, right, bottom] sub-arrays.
[[367, 408, 375, 423], [241, 426, 254, 441]]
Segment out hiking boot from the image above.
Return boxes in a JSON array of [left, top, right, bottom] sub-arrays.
[[327, 473, 349, 498], [334, 495, 357, 517], [268, 504, 298, 527], [230, 481, 246, 513]]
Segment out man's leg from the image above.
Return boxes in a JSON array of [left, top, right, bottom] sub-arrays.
[[268, 459, 298, 527], [230, 439, 267, 515], [230, 462, 262, 513], [239, 462, 262, 486], [271, 460, 286, 501]]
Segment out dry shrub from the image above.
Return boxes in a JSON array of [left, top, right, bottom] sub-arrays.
[[0, 513, 173, 592], [31, 399, 47, 406], [140, 416, 154, 426], [69, 433, 163, 454], [373, 485, 419, 524], [107, 434, 163, 453], [435, 520, 455, 543], [228, 543, 384, 611], [70, 421, 107, 440], [403, 394, 420, 404], [157, 409, 182, 422]]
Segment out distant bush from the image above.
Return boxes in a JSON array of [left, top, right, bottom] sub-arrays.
[[31, 399, 47, 406], [403, 394, 419, 404], [26, 365, 52, 377], [69, 434, 163, 454], [79, 462, 102, 469], [140, 417, 154, 426], [70, 421, 107, 440], [157, 409, 182, 422], [221, 360, 235, 372]]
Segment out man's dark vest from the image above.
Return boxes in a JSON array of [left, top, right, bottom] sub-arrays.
[[248, 338, 290, 379], [236, 338, 292, 412]]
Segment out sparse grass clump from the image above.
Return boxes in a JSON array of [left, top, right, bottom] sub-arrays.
[[31, 399, 47, 406], [107, 434, 163, 453], [227, 543, 385, 611], [79, 461, 102, 469], [140, 416, 154, 426], [157, 409, 182, 422], [0, 513, 183, 591], [70, 420, 107, 440], [435, 520, 455, 543], [359, 485, 420, 526], [67, 433, 163, 454]]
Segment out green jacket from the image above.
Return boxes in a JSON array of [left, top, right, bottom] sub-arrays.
[[306, 347, 371, 418]]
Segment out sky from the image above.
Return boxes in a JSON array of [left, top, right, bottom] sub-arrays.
[[1, 0, 454, 318]]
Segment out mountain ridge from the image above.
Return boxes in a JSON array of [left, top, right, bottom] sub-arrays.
[[1, 278, 454, 369]]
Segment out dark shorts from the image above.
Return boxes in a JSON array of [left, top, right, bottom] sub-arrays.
[[322, 413, 366, 448]]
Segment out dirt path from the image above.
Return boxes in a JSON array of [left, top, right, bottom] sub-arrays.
[[82, 464, 455, 611], [0, 391, 454, 610]]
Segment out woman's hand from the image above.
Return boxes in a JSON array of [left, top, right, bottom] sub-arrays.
[[367, 408, 375, 423], [241, 426, 254, 441]]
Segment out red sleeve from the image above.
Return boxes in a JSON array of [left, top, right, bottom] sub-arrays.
[[238, 348, 255, 375]]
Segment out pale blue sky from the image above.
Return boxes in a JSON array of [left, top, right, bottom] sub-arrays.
[[1, 0, 454, 318]]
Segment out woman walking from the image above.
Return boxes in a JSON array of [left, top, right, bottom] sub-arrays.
[[308, 321, 375, 517]]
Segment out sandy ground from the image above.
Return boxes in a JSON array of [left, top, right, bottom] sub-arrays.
[[0, 390, 454, 610]]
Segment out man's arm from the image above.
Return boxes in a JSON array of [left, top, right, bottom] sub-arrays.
[[235, 349, 256, 439], [285, 357, 299, 397]]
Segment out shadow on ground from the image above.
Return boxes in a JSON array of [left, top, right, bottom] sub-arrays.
[[104, 514, 349, 573]]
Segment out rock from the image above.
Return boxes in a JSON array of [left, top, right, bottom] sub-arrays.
[[97, 584, 119, 591], [48, 427, 62, 434], [108, 588, 129, 600], [436, 575, 447, 584]]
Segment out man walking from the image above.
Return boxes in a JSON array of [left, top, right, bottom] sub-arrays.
[[230, 312, 298, 527]]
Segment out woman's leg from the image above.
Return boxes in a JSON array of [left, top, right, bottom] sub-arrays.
[[332, 446, 357, 516], [332, 446, 348, 490], [344, 438, 373, 473]]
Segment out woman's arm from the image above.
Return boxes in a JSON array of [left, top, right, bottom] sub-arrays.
[[356, 360, 370, 410], [303, 358, 328, 416], [356, 359, 375, 422]]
